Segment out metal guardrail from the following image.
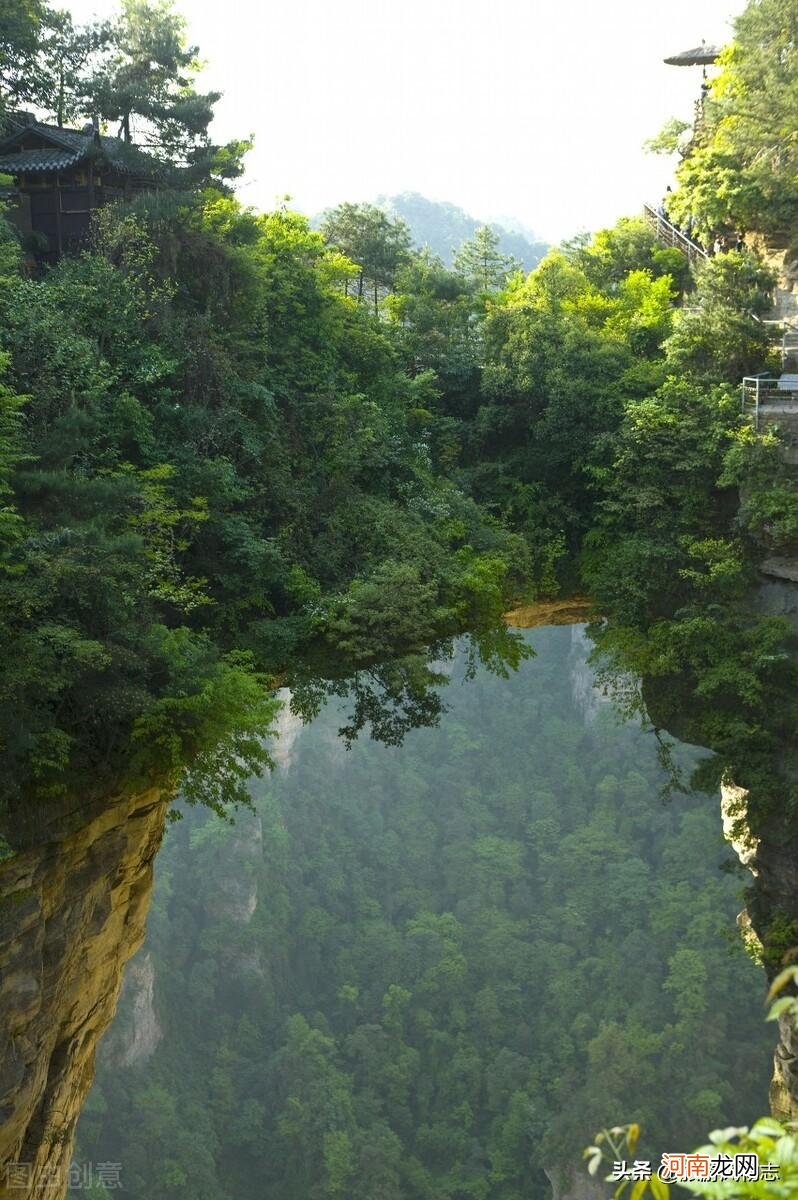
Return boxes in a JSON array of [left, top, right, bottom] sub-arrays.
[[643, 204, 708, 266], [783, 330, 798, 360], [644, 204, 772, 328], [741, 375, 798, 429], [643, 203, 797, 434]]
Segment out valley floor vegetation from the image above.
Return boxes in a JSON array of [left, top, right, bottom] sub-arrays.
[[75, 630, 773, 1200]]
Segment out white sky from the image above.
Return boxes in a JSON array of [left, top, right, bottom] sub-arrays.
[[64, 0, 741, 241]]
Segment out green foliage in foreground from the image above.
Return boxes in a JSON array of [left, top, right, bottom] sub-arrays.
[[575, 245, 798, 828], [6, 165, 780, 822], [74, 631, 771, 1200], [587, 1117, 798, 1200], [682, 1119, 798, 1199]]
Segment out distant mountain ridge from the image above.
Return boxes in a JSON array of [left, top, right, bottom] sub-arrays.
[[377, 191, 548, 270]]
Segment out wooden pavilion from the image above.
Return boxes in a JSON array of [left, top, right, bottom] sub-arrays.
[[0, 113, 162, 259]]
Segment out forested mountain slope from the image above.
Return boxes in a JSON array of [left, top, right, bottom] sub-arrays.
[[377, 192, 548, 270]]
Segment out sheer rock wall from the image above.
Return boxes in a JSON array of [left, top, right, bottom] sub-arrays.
[[0, 787, 167, 1199]]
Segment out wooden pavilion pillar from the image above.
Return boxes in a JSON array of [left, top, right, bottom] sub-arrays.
[[54, 172, 63, 257]]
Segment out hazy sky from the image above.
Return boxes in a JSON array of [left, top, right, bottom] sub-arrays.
[[66, 0, 741, 241]]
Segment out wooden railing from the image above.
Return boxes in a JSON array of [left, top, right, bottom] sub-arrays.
[[643, 204, 708, 266]]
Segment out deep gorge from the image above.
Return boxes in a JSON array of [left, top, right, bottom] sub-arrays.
[[2, 608, 796, 1197], [31, 627, 782, 1197]]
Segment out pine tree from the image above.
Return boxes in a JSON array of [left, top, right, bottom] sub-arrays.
[[85, 0, 247, 183], [321, 202, 411, 312], [453, 224, 520, 291]]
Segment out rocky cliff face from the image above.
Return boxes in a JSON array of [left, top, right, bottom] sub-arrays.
[[544, 1165, 608, 1200], [634, 699, 798, 1123], [745, 571, 798, 1118], [270, 686, 305, 769], [643, 565, 798, 1122], [720, 775, 798, 1119], [99, 951, 163, 1070], [0, 787, 168, 1199]]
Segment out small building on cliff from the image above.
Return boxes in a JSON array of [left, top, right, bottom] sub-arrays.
[[0, 113, 161, 260]]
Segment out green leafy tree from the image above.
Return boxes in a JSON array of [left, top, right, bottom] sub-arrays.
[[87, 0, 246, 182], [33, 8, 111, 128], [0, 0, 44, 118], [669, 0, 798, 234], [664, 252, 776, 383], [320, 201, 411, 312]]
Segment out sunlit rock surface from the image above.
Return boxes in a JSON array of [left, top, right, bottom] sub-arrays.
[[504, 596, 592, 628], [0, 787, 167, 1199]]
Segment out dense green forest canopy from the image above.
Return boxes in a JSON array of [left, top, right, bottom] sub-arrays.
[[0, 186, 536, 817], [75, 630, 772, 1200], [656, 0, 798, 240]]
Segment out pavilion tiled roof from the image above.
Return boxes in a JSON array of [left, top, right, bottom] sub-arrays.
[[0, 120, 163, 177], [0, 146, 78, 173]]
